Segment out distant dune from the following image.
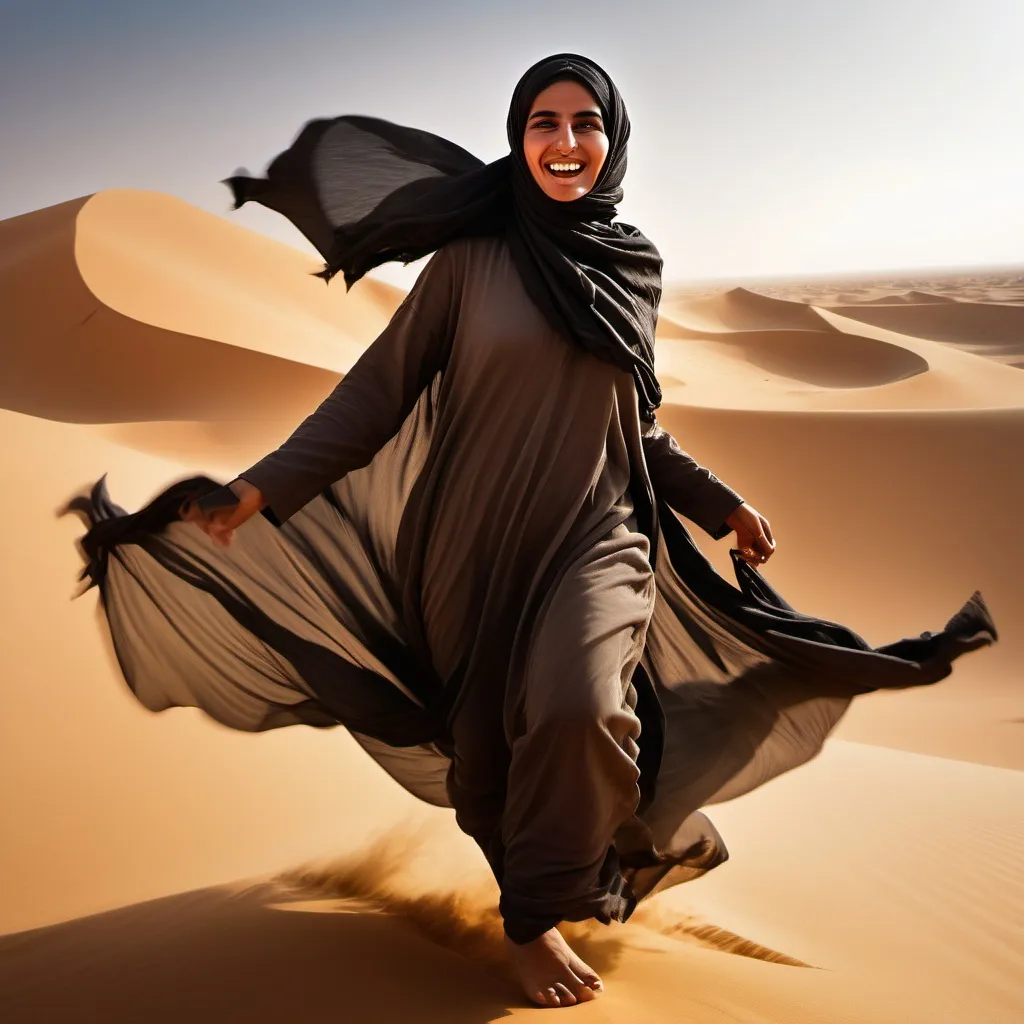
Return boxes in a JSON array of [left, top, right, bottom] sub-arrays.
[[657, 282, 1023, 409], [1, 189, 1021, 1022], [850, 289, 956, 305], [658, 286, 930, 390], [663, 286, 839, 333], [824, 297, 1024, 368]]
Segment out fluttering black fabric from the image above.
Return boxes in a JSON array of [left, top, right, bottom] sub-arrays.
[[61, 50, 1002, 946], [223, 52, 665, 420]]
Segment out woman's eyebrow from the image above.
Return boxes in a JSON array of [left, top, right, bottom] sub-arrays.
[[528, 109, 603, 119]]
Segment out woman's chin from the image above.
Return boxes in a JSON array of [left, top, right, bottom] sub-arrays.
[[540, 181, 593, 202]]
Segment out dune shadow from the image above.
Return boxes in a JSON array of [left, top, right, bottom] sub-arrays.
[[709, 330, 928, 388], [825, 300, 1024, 367], [1, 282, 339, 426]]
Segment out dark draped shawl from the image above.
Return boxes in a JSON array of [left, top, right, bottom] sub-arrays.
[[222, 52, 665, 420]]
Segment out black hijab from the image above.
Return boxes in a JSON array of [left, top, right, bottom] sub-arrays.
[[224, 52, 665, 418]]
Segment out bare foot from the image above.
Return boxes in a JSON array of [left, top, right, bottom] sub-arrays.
[[504, 927, 604, 1008]]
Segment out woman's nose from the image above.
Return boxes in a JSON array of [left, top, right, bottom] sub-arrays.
[[553, 122, 578, 153]]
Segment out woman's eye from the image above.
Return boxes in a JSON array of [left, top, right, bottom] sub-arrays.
[[533, 120, 601, 130]]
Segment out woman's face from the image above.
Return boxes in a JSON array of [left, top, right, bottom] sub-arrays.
[[522, 78, 609, 202]]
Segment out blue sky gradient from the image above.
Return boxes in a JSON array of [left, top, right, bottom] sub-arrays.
[[2, 0, 1021, 288]]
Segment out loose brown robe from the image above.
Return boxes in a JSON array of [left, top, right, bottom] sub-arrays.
[[70, 233, 998, 944]]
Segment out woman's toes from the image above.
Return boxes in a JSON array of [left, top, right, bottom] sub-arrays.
[[569, 954, 598, 987], [567, 970, 601, 1002], [553, 983, 577, 1006], [534, 987, 558, 1007]]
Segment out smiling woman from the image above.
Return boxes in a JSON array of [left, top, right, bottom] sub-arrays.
[[522, 80, 610, 201], [67, 50, 998, 1012]]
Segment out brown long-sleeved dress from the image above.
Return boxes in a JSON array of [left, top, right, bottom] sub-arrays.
[[71, 232, 998, 944]]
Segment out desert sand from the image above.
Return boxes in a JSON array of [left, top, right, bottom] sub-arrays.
[[1, 189, 1020, 1021]]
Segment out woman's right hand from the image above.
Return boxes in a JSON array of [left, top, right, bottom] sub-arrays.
[[179, 478, 266, 548]]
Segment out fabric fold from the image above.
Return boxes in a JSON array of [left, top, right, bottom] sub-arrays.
[[64, 232, 999, 942]]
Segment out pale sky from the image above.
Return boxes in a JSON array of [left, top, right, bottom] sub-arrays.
[[2, 0, 1021, 290]]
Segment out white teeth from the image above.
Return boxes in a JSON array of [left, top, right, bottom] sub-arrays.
[[548, 162, 583, 172]]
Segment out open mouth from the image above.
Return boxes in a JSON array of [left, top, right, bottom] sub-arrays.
[[545, 160, 587, 179]]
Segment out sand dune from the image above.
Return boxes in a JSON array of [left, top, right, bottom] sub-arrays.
[[656, 288, 1024, 410], [657, 324, 930, 390], [1, 190, 1021, 1020], [0, 190, 399, 459], [850, 289, 956, 304], [656, 289, 931, 391], [825, 297, 1024, 367], [662, 286, 838, 333]]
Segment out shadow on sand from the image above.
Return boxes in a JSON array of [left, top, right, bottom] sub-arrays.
[[0, 882, 529, 1023]]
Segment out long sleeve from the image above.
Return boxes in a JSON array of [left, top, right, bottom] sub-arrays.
[[641, 416, 745, 540], [238, 242, 463, 525]]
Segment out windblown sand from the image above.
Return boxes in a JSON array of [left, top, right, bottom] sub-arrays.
[[1, 190, 1020, 1021]]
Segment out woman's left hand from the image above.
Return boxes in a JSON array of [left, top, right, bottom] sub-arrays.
[[726, 502, 775, 566]]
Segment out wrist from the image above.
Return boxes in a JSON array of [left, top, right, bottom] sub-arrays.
[[229, 477, 268, 512], [724, 500, 747, 527]]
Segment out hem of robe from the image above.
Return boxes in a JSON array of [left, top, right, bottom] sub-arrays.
[[500, 844, 638, 944], [499, 809, 729, 943]]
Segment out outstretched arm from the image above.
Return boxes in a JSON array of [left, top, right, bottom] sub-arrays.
[[641, 416, 745, 540], [236, 243, 463, 526]]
